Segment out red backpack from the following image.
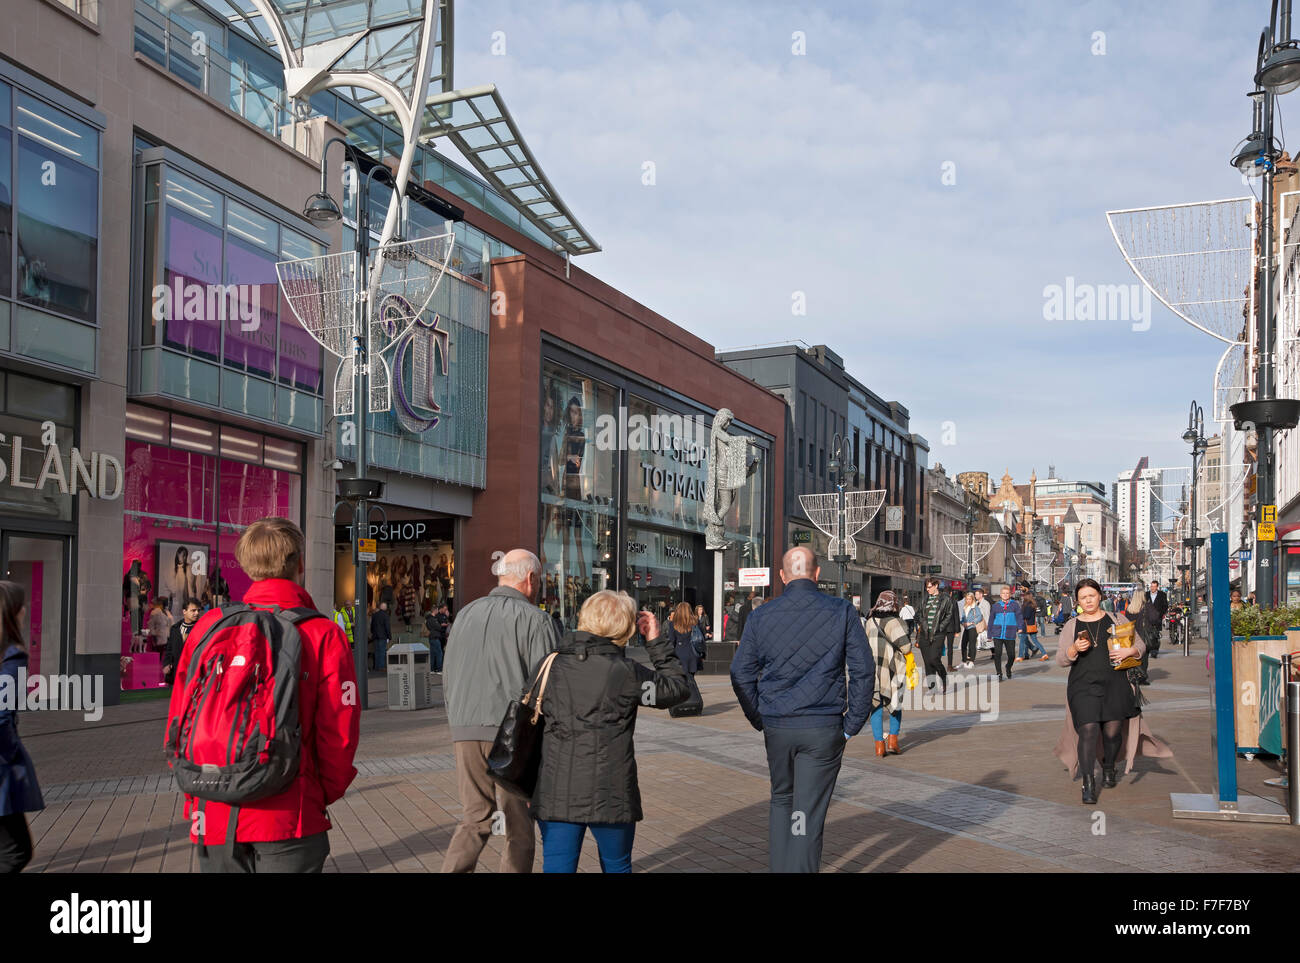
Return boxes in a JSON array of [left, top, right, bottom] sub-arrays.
[[165, 604, 323, 806]]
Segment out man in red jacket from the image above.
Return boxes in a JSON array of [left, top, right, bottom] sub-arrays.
[[166, 517, 360, 873]]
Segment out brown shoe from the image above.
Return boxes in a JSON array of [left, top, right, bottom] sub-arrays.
[[887, 734, 900, 755], [874, 740, 887, 757]]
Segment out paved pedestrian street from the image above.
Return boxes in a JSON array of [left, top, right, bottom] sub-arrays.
[[18, 640, 1296, 874]]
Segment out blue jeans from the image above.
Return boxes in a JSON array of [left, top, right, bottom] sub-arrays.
[[373, 637, 387, 670], [1017, 631, 1046, 659], [428, 638, 443, 672], [870, 706, 902, 739], [537, 820, 635, 873]]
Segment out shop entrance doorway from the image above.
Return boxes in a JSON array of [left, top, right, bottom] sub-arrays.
[[2, 532, 70, 679]]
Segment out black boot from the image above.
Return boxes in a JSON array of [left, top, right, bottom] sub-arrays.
[[1081, 773, 1098, 804], [1102, 767, 1117, 788]]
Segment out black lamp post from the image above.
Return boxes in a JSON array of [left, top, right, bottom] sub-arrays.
[[1232, 3, 1300, 608], [828, 433, 856, 599], [1182, 401, 1207, 655], [962, 497, 978, 592], [302, 139, 408, 707]]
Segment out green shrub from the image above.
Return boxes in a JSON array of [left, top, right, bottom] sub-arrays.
[[1230, 603, 1300, 638]]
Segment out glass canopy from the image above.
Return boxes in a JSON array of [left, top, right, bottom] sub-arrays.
[[211, 0, 598, 254]]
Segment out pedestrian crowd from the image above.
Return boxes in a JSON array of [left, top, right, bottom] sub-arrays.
[[1, 528, 1187, 875]]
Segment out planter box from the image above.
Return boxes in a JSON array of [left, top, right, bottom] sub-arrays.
[[1231, 635, 1291, 752]]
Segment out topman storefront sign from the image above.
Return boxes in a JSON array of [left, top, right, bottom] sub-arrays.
[[0, 425, 123, 500]]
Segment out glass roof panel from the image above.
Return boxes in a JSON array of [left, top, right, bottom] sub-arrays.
[[211, 0, 596, 253]]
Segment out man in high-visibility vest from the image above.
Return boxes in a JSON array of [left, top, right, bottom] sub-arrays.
[[334, 601, 356, 648]]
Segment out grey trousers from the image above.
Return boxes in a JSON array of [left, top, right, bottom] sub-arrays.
[[763, 724, 845, 873], [197, 830, 330, 873]]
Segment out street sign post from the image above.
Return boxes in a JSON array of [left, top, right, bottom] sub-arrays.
[[358, 537, 377, 562]]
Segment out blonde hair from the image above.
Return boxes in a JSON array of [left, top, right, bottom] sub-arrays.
[[234, 517, 304, 581], [670, 601, 696, 633], [577, 590, 637, 646], [1128, 589, 1144, 614]]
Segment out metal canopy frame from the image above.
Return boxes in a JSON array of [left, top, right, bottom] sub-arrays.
[[213, 0, 599, 255]]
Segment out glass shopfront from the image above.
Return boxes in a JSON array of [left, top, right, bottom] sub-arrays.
[[121, 402, 303, 689], [537, 349, 773, 631], [334, 513, 456, 648], [539, 360, 619, 628], [0, 371, 78, 679]]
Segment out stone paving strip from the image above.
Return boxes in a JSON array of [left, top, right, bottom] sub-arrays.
[[632, 717, 1300, 874]]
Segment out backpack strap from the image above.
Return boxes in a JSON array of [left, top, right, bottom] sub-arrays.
[[185, 604, 253, 679], [225, 805, 240, 859]]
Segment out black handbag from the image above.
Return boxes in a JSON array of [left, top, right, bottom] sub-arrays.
[[487, 653, 559, 799]]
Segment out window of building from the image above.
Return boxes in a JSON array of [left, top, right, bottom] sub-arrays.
[[798, 437, 804, 469], [9, 88, 100, 323], [122, 403, 303, 690], [138, 157, 325, 404], [540, 361, 620, 621]]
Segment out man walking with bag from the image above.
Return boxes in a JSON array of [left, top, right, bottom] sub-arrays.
[[731, 546, 874, 873], [441, 549, 559, 873], [164, 517, 360, 873]]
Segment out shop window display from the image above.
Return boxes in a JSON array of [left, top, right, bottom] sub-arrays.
[[121, 405, 301, 689], [539, 361, 618, 629]]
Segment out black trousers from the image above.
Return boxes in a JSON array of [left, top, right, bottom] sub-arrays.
[[762, 725, 845, 873], [918, 636, 947, 685], [0, 813, 34, 873], [961, 627, 979, 663], [992, 636, 1016, 677], [197, 830, 330, 873]]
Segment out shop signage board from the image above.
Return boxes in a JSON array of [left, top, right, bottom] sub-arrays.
[[885, 506, 903, 531], [1, 432, 124, 500], [1228, 559, 1239, 570], [792, 529, 813, 544], [738, 567, 770, 587], [358, 538, 377, 562], [336, 518, 441, 543], [1258, 655, 1284, 756]]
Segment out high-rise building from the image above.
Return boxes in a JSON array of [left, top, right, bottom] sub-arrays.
[[1115, 458, 1164, 552]]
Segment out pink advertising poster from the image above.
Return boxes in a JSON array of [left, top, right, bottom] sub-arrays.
[[28, 561, 41, 677]]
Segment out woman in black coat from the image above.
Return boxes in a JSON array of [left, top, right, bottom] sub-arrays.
[[663, 602, 708, 716], [529, 590, 690, 872], [0, 581, 44, 873]]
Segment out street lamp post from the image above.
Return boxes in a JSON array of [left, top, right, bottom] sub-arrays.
[[301, 141, 400, 708], [963, 498, 978, 592], [1182, 401, 1207, 656], [1233, 5, 1300, 607], [828, 434, 856, 599]]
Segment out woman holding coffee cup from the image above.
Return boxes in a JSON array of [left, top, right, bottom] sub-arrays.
[[1053, 578, 1171, 804]]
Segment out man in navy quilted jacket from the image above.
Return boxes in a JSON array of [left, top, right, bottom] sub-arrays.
[[730, 546, 874, 873]]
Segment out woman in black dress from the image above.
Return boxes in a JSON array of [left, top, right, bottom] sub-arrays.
[[1058, 578, 1142, 804]]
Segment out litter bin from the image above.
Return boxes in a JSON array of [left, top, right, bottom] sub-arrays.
[[387, 642, 433, 710]]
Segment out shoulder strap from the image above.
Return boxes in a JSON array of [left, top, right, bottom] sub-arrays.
[[522, 652, 560, 722]]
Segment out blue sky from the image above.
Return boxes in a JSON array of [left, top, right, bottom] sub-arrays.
[[450, 0, 1269, 490]]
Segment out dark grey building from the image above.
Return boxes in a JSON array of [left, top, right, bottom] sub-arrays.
[[717, 343, 928, 607]]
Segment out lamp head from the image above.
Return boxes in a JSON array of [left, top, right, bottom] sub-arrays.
[[303, 192, 342, 225], [1260, 42, 1300, 93]]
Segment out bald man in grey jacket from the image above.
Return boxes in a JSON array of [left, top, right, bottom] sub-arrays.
[[442, 549, 559, 872]]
